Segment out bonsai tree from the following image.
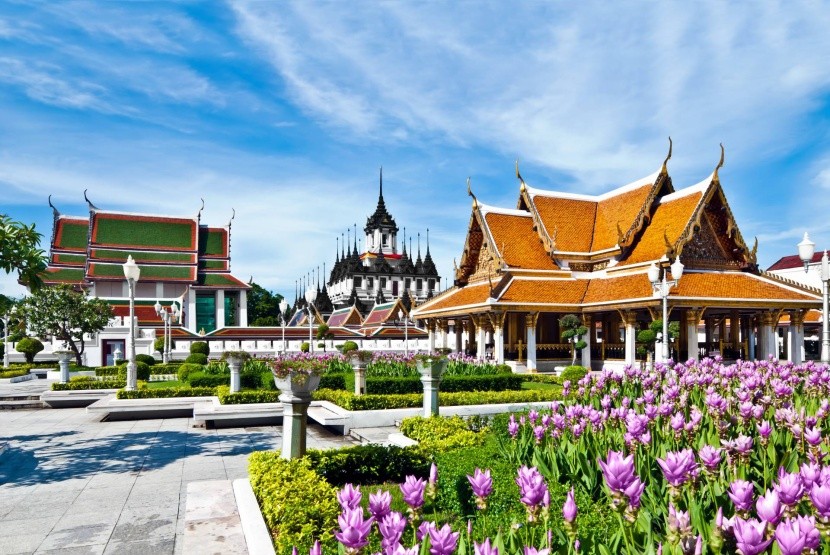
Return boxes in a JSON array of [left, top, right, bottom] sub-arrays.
[[154, 337, 165, 355], [559, 314, 588, 365], [316, 324, 334, 352], [637, 319, 680, 360], [16, 337, 44, 363]]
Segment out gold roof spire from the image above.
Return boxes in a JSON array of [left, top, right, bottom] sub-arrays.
[[516, 158, 526, 192], [713, 143, 725, 183], [661, 136, 672, 174], [467, 177, 478, 209]]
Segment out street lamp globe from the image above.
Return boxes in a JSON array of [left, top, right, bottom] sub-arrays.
[[798, 232, 816, 269], [153, 299, 162, 314], [647, 262, 660, 284], [123, 255, 141, 282], [305, 288, 317, 305], [279, 299, 289, 315], [670, 258, 685, 281]]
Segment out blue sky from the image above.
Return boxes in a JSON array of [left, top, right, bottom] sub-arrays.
[[2, 2, 830, 300]]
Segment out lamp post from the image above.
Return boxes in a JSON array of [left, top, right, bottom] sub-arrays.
[[2, 312, 9, 369], [305, 287, 317, 354], [153, 300, 179, 364], [398, 308, 409, 355], [648, 258, 684, 363], [122, 255, 141, 390], [279, 299, 289, 353], [797, 232, 830, 363]]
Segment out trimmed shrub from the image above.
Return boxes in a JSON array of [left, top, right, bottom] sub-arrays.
[[185, 353, 209, 365], [4, 362, 59, 371], [15, 337, 44, 363], [312, 387, 562, 411], [561, 365, 589, 383], [150, 363, 181, 375], [249, 452, 341, 554], [135, 354, 156, 366], [0, 369, 28, 379], [365, 374, 524, 395], [117, 361, 150, 382], [116, 387, 216, 399], [187, 372, 229, 388], [340, 340, 358, 354], [400, 415, 487, 453], [95, 366, 120, 377], [319, 373, 346, 390], [219, 390, 281, 404], [305, 445, 431, 486], [522, 373, 561, 384], [53, 380, 125, 390], [154, 337, 165, 354], [190, 341, 210, 355], [69, 375, 96, 383], [259, 370, 276, 390], [177, 363, 204, 382], [300, 342, 310, 353]]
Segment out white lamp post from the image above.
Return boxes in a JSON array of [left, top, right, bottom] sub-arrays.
[[797, 232, 830, 363], [305, 287, 317, 353], [398, 308, 409, 355], [648, 258, 684, 363], [123, 255, 141, 390], [170, 302, 179, 361], [154, 300, 179, 364], [279, 299, 289, 353], [2, 312, 9, 369]]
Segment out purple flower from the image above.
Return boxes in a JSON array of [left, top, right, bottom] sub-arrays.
[[369, 489, 392, 520], [795, 515, 820, 550], [756, 489, 784, 525], [757, 420, 772, 439], [417, 521, 437, 542], [309, 540, 321, 555], [429, 463, 438, 486], [563, 487, 577, 523], [394, 545, 419, 555], [335, 508, 375, 551], [805, 427, 822, 446], [467, 468, 493, 504], [809, 483, 830, 517], [516, 466, 548, 521], [598, 450, 636, 494], [523, 548, 550, 555], [698, 445, 722, 472], [729, 480, 755, 512], [338, 483, 362, 510], [732, 517, 773, 555], [774, 518, 807, 555], [400, 476, 426, 510], [474, 539, 499, 555], [624, 477, 645, 509], [776, 471, 805, 507], [656, 449, 696, 487], [733, 434, 754, 455], [508, 415, 520, 438], [292, 547, 298, 555], [800, 462, 821, 489], [428, 523, 460, 555], [379, 511, 407, 551], [667, 503, 691, 537]]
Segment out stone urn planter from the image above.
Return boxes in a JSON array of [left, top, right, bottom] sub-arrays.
[[55, 351, 74, 384], [415, 356, 448, 417], [269, 357, 327, 460], [347, 350, 373, 396], [223, 351, 250, 394]]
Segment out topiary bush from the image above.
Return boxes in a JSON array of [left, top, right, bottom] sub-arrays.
[[187, 372, 229, 388], [560, 365, 588, 383], [177, 363, 204, 382], [248, 452, 340, 554], [190, 341, 210, 355], [340, 340, 358, 354], [154, 337, 165, 354], [400, 415, 487, 453], [304, 445, 431, 486], [300, 341, 309, 353], [117, 361, 150, 381], [15, 337, 44, 363], [135, 354, 156, 366], [185, 353, 208, 365], [53, 380, 125, 390]]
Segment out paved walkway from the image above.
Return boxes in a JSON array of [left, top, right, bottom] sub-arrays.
[[0, 408, 358, 554]]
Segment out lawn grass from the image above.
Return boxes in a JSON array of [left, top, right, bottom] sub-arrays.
[[145, 380, 187, 389], [520, 380, 560, 390]]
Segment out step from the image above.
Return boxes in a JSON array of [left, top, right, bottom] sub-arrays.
[[0, 399, 45, 410], [183, 480, 248, 554], [0, 394, 42, 401]]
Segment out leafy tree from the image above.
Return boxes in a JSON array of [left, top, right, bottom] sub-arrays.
[[247, 282, 286, 326], [559, 314, 588, 365], [316, 323, 334, 352], [0, 215, 47, 289], [21, 284, 113, 365], [154, 337, 165, 354], [15, 337, 44, 363], [637, 319, 681, 359]]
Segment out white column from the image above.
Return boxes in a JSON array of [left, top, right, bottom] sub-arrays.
[[624, 312, 638, 366], [427, 320, 436, 352], [581, 315, 592, 370], [788, 312, 804, 364], [492, 313, 505, 365], [748, 318, 757, 360], [759, 313, 774, 359], [526, 313, 538, 372], [440, 321, 448, 351], [686, 310, 700, 362], [476, 316, 486, 361], [454, 322, 462, 353], [187, 291, 197, 333], [239, 289, 248, 327], [216, 290, 226, 329]]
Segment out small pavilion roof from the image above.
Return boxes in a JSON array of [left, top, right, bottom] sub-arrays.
[[327, 305, 363, 327]]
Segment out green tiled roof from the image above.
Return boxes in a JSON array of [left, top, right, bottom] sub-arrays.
[[55, 220, 89, 251], [42, 267, 85, 284], [89, 263, 195, 281], [197, 273, 247, 288], [199, 228, 227, 257], [91, 249, 196, 264], [199, 259, 228, 270], [52, 253, 86, 266], [93, 214, 196, 251]]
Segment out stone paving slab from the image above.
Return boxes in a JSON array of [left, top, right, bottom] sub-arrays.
[[0, 407, 358, 554]]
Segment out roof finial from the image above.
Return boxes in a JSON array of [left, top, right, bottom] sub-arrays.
[[418, 232, 421, 258], [227, 208, 235, 228], [661, 136, 672, 173], [426, 228, 430, 254], [353, 223, 358, 250], [198, 198, 205, 221], [83, 189, 99, 210], [713, 143, 725, 182], [402, 227, 407, 254], [516, 158, 526, 192], [379, 166, 383, 200], [48, 195, 60, 218], [467, 177, 477, 209]]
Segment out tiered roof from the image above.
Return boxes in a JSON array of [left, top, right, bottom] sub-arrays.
[[414, 145, 822, 319], [41, 197, 249, 291], [327, 305, 363, 328]]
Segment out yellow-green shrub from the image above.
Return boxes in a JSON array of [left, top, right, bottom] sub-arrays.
[[400, 415, 487, 453]]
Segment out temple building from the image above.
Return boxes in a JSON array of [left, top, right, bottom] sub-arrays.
[[325, 170, 440, 314], [412, 143, 823, 371], [40, 194, 250, 364]]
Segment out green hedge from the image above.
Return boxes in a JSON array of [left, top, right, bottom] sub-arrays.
[[177, 363, 205, 382], [312, 388, 562, 411], [190, 341, 210, 355], [5, 362, 60, 370], [0, 369, 29, 379], [320, 373, 347, 390], [521, 373, 562, 384], [219, 390, 280, 404], [366, 374, 524, 395], [52, 380, 125, 390], [187, 372, 229, 388], [561, 365, 589, 383], [135, 354, 156, 366], [400, 415, 487, 452], [249, 452, 340, 554], [116, 387, 216, 399], [304, 445, 431, 486], [185, 353, 208, 365]]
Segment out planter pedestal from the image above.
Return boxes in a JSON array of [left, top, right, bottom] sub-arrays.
[[416, 359, 448, 417], [226, 356, 244, 393], [56, 352, 73, 384], [274, 373, 321, 459], [352, 362, 367, 395]]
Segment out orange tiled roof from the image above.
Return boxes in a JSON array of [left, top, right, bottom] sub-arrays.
[[622, 192, 703, 264], [418, 283, 492, 312], [533, 197, 596, 252], [483, 212, 558, 270], [593, 185, 654, 251], [583, 274, 653, 304], [498, 278, 588, 305], [674, 273, 817, 301]]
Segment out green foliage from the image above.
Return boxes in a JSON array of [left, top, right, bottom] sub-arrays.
[[53, 380, 125, 390], [189, 341, 210, 355], [312, 387, 562, 411], [340, 340, 358, 354], [560, 365, 588, 383], [305, 445, 431, 486], [116, 361, 150, 381], [69, 375, 96, 382], [187, 372, 228, 388], [116, 387, 216, 399], [177, 363, 204, 382], [154, 337, 165, 354], [0, 214, 47, 289], [248, 452, 340, 554], [247, 283, 286, 327], [300, 341, 309, 353], [319, 373, 346, 390], [637, 319, 681, 355], [15, 337, 44, 363], [365, 374, 525, 395], [135, 354, 156, 366], [0, 368, 28, 379], [400, 415, 487, 453], [20, 285, 113, 365], [219, 389, 281, 404], [559, 313, 588, 364], [185, 353, 209, 365]]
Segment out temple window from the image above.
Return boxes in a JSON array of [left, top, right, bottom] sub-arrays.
[[367, 277, 374, 289], [416, 278, 423, 290], [354, 276, 362, 288], [380, 277, 387, 288]]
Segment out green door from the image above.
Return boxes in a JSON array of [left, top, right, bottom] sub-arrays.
[[196, 293, 216, 334]]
